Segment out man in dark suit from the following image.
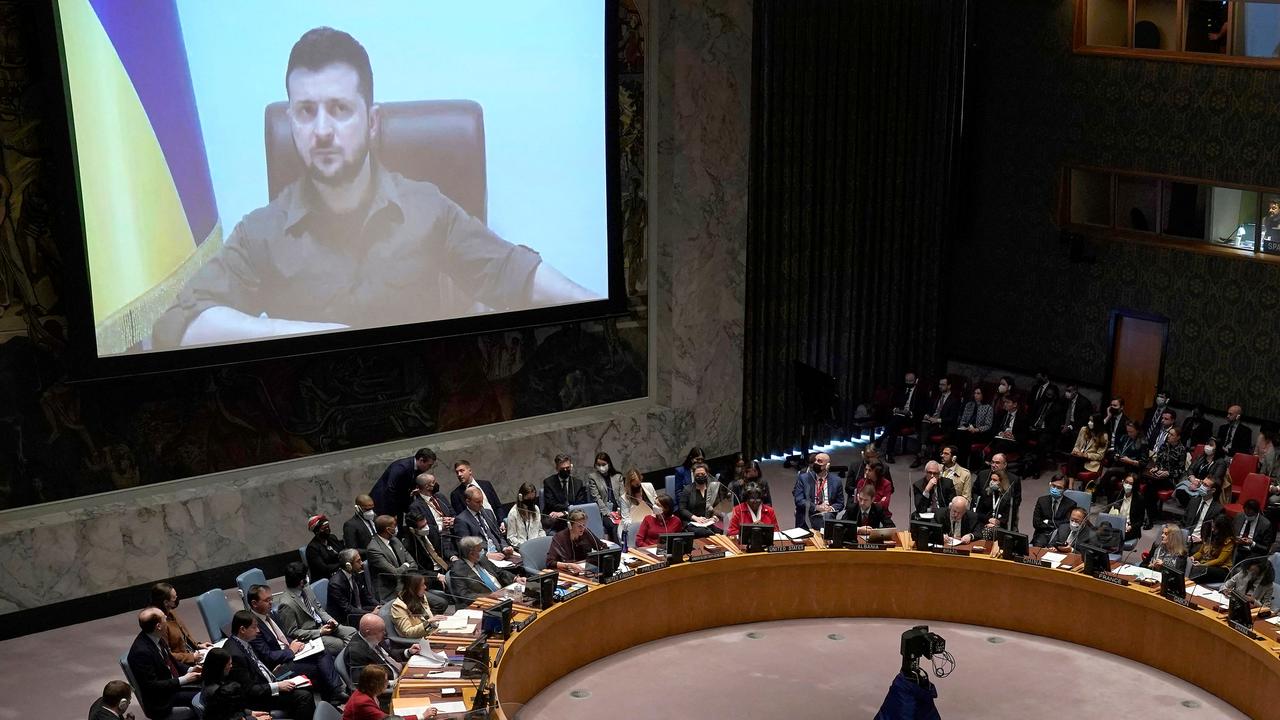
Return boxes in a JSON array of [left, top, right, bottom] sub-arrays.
[[1102, 396, 1128, 451], [845, 482, 891, 530], [125, 608, 202, 720], [1031, 475, 1077, 547], [365, 515, 419, 601], [327, 549, 379, 626], [1217, 405, 1252, 457], [449, 536, 519, 604], [1181, 481, 1225, 543], [343, 494, 379, 553], [245, 585, 346, 703], [407, 471, 457, 558], [1027, 371, 1058, 410], [541, 453, 587, 530], [976, 453, 1023, 531], [1141, 391, 1172, 447], [878, 371, 927, 464], [370, 447, 436, 519], [225, 610, 316, 718], [986, 396, 1028, 459], [1025, 385, 1063, 469], [1232, 499, 1274, 562], [911, 461, 956, 518], [1057, 385, 1093, 448], [1046, 507, 1097, 553], [449, 459, 504, 518], [87, 680, 133, 720], [792, 452, 844, 529], [305, 514, 346, 582], [346, 613, 422, 681], [912, 376, 964, 468], [942, 496, 982, 545], [454, 485, 520, 562]]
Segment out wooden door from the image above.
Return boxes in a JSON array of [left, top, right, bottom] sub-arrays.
[[1108, 310, 1168, 421]]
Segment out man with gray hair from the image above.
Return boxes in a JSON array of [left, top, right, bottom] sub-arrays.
[[449, 536, 518, 604], [943, 496, 980, 545], [911, 460, 956, 518], [327, 548, 378, 625]]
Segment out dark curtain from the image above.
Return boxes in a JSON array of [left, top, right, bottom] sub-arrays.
[[744, 0, 969, 457]]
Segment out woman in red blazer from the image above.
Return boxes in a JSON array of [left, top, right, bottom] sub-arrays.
[[727, 482, 780, 536], [635, 493, 685, 547], [343, 665, 438, 720]]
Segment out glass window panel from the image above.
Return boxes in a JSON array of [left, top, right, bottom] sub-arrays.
[[1207, 187, 1257, 251], [1232, 2, 1280, 58], [1135, 0, 1178, 50], [1185, 0, 1230, 54], [1161, 181, 1209, 239], [1260, 193, 1280, 254], [1070, 169, 1113, 226], [1087, 0, 1130, 47], [1115, 175, 1160, 232]]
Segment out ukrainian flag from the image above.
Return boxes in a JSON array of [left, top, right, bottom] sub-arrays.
[[58, 0, 221, 354]]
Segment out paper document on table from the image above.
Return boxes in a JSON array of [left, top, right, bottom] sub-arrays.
[[1113, 564, 1161, 582], [393, 701, 436, 717], [782, 528, 812, 540], [945, 536, 962, 546], [690, 518, 716, 528], [434, 701, 469, 714], [291, 638, 325, 661], [407, 649, 449, 668], [492, 559, 515, 568], [1039, 552, 1067, 568], [1189, 585, 1228, 606], [456, 609, 483, 620], [426, 669, 462, 679], [640, 545, 662, 556]]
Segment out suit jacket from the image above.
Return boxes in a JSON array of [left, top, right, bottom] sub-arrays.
[[1059, 394, 1093, 433], [327, 568, 376, 625], [910, 476, 956, 516], [925, 392, 964, 432], [87, 699, 122, 720], [449, 479, 502, 517], [942, 510, 982, 540], [408, 490, 456, 559], [1027, 398, 1065, 434], [453, 506, 509, 551], [843, 502, 891, 530], [126, 631, 188, 719], [199, 680, 269, 720], [891, 382, 927, 420], [1028, 381, 1059, 411], [345, 634, 411, 680], [1217, 422, 1253, 457], [305, 534, 346, 583], [249, 613, 299, 669], [448, 557, 517, 605], [956, 401, 993, 433], [343, 512, 377, 555], [677, 480, 728, 522], [1181, 495, 1225, 533], [1031, 494, 1078, 537], [276, 587, 336, 641], [225, 637, 277, 692], [541, 473, 587, 515], [1232, 513, 1275, 554], [991, 407, 1029, 442], [370, 456, 417, 519], [792, 471, 845, 527], [365, 534, 419, 601], [341, 690, 385, 720], [1103, 411, 1128, 450], [1047, 521, 1097, 549], [973, 487, 1013, 529]]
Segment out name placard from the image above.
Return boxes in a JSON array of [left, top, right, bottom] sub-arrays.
[[602, 569, 636, 584], [513, 612, 538, 631], [690, 549, 727, 563], [560, 586, 588, 601], [636, 561, 668, 574], [1228, 619, 1260, 639], [1009, 553, 1049, 568], [1092, 572, 1130, 587], [1163, 592, 1201, 610], [931, 546, 971, 557], [767, 543, 806, 553], [849, 543, 890, 551]]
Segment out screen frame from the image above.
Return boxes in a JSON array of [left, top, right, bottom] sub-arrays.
[[40, 0, 627, 381]]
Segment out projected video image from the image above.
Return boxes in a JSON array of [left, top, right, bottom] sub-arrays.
[[57, 0, 609, 356]]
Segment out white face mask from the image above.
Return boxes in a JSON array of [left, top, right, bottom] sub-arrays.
[[596, 465, 609, 474], [1069, 521, 1081, 529], [1122, 483, 1133, 494], [360, 509, 375, 521], [1205, 446, 1215, 457], [998, 384, 1009, 393]]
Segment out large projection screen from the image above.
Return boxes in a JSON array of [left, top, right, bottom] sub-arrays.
[[51, 0, 621, 375]]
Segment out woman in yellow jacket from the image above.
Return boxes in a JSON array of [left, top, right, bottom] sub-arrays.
[[1190, 514, 1236, 584]]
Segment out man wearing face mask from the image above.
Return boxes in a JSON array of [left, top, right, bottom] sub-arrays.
[[407, 472, 456, 560], [1101, 420, 1145, 502], [1104, 473, 1146, 543], [1180, 476, 1224, 542], [343, 494, 379, 553], [878, 371, 926, 464], [541, 453, 587, 531], [397, 513, 453, 611], [1141, 391, 1172, 446], [1028, 371, 1058, 409], [304, 514, 346, 582], [1232, 499, 1274, 563], [1057, 384, 1093, 449], [88, 680, 135, 720], [913, 376, 963, 468], [1102, 396, 1127, 451], [1031, 475, 1077, 547], [1216, 404, 1252, 457], [453, 486, 520, 563], [793, 452, 844, 529]]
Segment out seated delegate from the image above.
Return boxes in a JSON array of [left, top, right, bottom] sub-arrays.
[[389, 573, 447, 639], [634, 493, 684, 547], [726, 482, 780, 537]]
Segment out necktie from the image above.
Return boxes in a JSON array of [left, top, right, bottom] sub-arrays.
[[302, 591, 322, 624], [816, 478, 826, 504], [1005, 413, 1014, 432], [935, 395, 944, 415], [952, 519, 961, 537], [476, 511, 499, 552], [476, 564, 500, 591], [428, 494, 444, 516], [1051, 498, 1059, 520], [240, 639, 275, 682], [375, 641, 402, 675], [266, 614, 288, 646], [1067, 527, 1078, 546], [1226, 424, 1236, 449], [159, 638, 180, 678]]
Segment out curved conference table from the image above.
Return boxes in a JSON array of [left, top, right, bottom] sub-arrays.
[[396, 536, 1280, 719]]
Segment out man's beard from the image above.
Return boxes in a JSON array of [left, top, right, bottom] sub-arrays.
[[307, 142, 369, 188]]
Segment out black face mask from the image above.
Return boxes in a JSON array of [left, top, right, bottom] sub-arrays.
[[521, 499, 538, 509], [558, 469, 571, 480]]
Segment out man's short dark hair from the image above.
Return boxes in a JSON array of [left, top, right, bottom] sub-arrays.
[[149, 581, 174, 610], [232, 609, 257, 635], [249, 584, 272, 605], [454, 460, 471, 471], [284, 561, 308, 589], [1162, 409, 1177, 421], [286, 27, 373, 106], [415, 448, 437, 462], [554, 453, 572, 465], [1244, 498, 1262, 513], [102, 680, 131, 705]]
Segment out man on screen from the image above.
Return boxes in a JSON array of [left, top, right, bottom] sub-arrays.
[[153, 27, 594, 348]]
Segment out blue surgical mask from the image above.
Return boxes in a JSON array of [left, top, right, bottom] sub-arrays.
[[1049, 486, 1063, 497]]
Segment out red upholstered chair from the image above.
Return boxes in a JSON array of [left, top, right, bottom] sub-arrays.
[[1190, 444, 1205, 464], [265, 100, 487, 311], [1226, 453, 1259, 501], [1223, 472, 1270, 519]]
